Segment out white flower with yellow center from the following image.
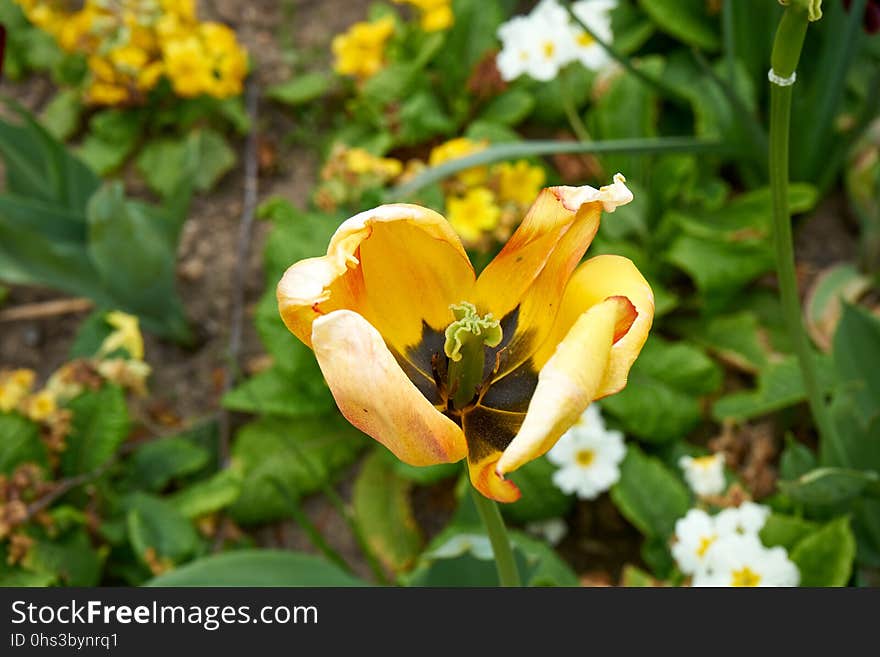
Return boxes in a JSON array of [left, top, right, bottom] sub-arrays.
[[496, 16, 536, 82], [692, 534, 800, 587], [496, 0, 582, 82], [570, 0, 616, 71], [715, 501, 771, 537], [547, 404, 625, 499], [671, 508, 719, 576], [679, 452, 726, 497]]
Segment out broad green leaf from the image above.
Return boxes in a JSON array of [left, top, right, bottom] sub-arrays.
[[222, 364, 334, 417], [146, 549, 367, 586], [267, 72, 331, 106], [433, 0, 504, 94], [790, 517, 856, 586], [68, 309, 112, 358], [602, 337, 721, 442], [76, 109, 142, 174], [396, 89, 456, 145], [712, 354, 836, 422], [779, 468, 880, 507], [23, 529, 103, 586], [779, 435, 818, 480], [825, 395, 880, 472], [638, 0, 720, 50], [126, 493, 200, 565], [674, 311, 770, 373], [610, 445, 690, 539], [759, 513, 819, 550], [127, 436, 211, 491], [136, 129, 235, 198], [168, 469, 243, 519], [353, 451, 423, 573], [40, 89, 83, 141], [833, 303, 880, 418], [477, 89, 535, 126], [0, 412, 48, 473], [502, 457, 574, 524], [61, 385, 130, 476], [230, 414, 365, 524]]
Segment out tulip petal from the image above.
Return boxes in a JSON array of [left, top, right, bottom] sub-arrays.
[[461, 406, 523, 502], [312, 309, 467, 466], [474, 175, 633, 380], [277, 204, 475, 377], [533, 254, 654, 397], [496, 296, 636, 476]]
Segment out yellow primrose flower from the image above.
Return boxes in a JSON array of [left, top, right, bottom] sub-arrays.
[[394, 0, 454, 31], [495, 161, 547, 206], [277, 174, 654, 502], [332, 16, 396, 80], [446, 187, 501, 244], [0, 369, 36, 413], [162, 36, 214, 97], [25, 390, 57, 422], [344, 148, 403, 178], [99, 311, 145, 361], [429, 137, 489, 187]]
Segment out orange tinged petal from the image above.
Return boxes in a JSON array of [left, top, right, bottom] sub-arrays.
[[311, 309, 467, 466]]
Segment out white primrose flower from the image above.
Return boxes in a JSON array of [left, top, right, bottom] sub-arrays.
[[715, 501, 771, 537], [570, 0, 616, 71], [496, 16, 537, 82], [671, 508, 719, 576], [522, 0, 578, 82], [526, 517, 568, 546], [692, 534, 800, 587], [547, 404, 626, 500], [679, 452, 727, 497]]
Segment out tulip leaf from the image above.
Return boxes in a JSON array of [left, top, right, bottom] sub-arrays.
[[502, 457, 575, 524], [126, 493, 200, 566], [0, 412, 48, 474], [354, 450, 423, 573], [40, 89, 84, 141], [779, 468, 880, 508], [602, 337, 721, 442], [637, 0, 720, 51], [610, 445, 690, 539], [229, 414, 365, 524], [146, 549, 367, 586], [713, 354, 836, 422], [790, 517, 856, 587], [61, 385, 130, 477]]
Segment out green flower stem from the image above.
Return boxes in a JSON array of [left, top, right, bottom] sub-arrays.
[[467, 471, 521, 587], [560, 73, 591, 143], [769, 5, 844, 463]]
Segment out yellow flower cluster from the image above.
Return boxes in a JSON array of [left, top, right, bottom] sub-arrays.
[[315, 144, 405, 211], [332, 16, 396, 80], [393, 0, 454, 32], [15, 0, 248, 105], [425, 138, 547, 248]]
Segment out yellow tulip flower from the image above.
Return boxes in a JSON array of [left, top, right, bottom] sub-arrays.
[[277, 174, 653, 502]]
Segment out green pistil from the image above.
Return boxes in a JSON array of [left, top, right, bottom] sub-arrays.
[[444, 302, 502, 409]]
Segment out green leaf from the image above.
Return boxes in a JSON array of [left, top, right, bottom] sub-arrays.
[[620, 564, 662, 587], [826, 395, 880, 472], [675, 311, 770, 372], [76, 109, 142, 174], [0, 412, 48, 473], [477, 89, 535, 126], [602, 337, 721, 442], [779, 468, 880, 507], [126, 493, 200, 565], [68, 310, 112, 358], [40, 89, 83, 141], [168, 469, 243, 519], [638, 0, 720, 50], [790, 517, 856, 586], [610, 445, 690, 538], [127, 436, 211, 491], [353, 451, 423, 573], [713, 354, 836, 422], [136, 129, 236, 198], [222, 364, 334, 417], [833, 303, 880, 418], [146, 549, 367, 586], [760, 513, 819, 550], [502, 457, 574, 524], [267, 72, 331, 106], [396, 90, 456, 145], [61, 385, 130, 476], [432, 0, 504, 93], [390, 459, 460, 485], [230, 414, 365, 524], [779, 435, 818, 480], [23, 529, 103, 586]]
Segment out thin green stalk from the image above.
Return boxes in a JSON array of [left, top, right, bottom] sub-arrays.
[[467, 471, 521, 587], [390, 136, 725, 198], [722, 0, 736, 84], [560, 73, 591, 142], [769, 5, 845, 464]]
